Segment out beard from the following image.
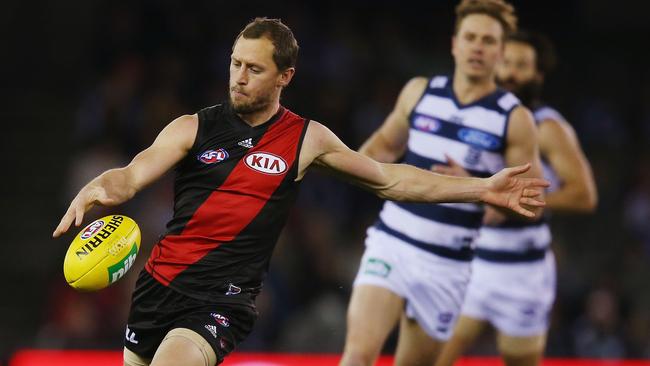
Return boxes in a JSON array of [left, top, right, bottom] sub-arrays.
[[229, 87, 273, 115], [496, 76, 543, 108]]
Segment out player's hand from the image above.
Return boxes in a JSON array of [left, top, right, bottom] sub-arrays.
[[52, 185, 117, 238], [431, 154, 471, 177], [482, 163, 549, 218]]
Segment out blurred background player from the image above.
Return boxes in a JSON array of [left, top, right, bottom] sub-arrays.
[[340, 1, 547, 365], [52, 17, 548, 366], [433, 31, 598, 366]]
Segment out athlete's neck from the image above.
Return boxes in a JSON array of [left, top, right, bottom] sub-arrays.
[[237, 101, 281, 127], [452, 71, 497, 105]]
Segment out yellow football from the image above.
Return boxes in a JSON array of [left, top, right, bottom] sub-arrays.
[[63, 215, 141, 291]]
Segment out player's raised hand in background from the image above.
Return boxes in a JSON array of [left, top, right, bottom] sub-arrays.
[[431, 154, 472, 177]]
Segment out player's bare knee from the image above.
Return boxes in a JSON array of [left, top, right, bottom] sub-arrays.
[[150, 339, 206, 366], [124, 347, 151, 366], [151, 328, 217, 366]]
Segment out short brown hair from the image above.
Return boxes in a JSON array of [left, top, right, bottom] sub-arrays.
[[454, 0, 518, 39], [236, 17, 299, 71]]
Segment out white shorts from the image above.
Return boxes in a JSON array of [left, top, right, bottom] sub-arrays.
[[461, 251, 556, 337], [353, 227, 471, 341]]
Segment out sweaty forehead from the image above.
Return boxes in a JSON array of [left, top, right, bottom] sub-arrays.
[[232, 37, 276, 67], [458, 14, 504, 38], [506, 42, 536, 59]]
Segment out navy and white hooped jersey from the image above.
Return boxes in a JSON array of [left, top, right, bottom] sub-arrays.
[[474, 104, 567, 263], [374, 75, 520, 261]]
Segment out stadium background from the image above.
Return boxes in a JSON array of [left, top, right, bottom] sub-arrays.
[[1, 0, 650, 363]]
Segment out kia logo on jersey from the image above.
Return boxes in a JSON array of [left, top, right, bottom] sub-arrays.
[[198, 149, 229, 164], [244, 152, 287, 175]]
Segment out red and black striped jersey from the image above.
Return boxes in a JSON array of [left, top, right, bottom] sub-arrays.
[[145, 103, 309, 304]]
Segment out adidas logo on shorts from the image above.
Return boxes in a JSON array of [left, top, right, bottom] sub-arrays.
[[205, 324, 218, 338]]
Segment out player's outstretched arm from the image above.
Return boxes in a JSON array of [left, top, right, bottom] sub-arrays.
[[53, 114, 198, 237], [538, 118, 597, 212], [298, 121, 548, 218]]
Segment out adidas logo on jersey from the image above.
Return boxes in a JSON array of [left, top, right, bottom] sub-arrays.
[[238, 138, 254, 149]]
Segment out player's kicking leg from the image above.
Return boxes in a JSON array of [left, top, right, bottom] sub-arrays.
[[149, 328, 217, 366]]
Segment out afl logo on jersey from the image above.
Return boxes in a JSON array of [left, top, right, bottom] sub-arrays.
[[413, 115, 441, 133], [244, 152, 287, 175], [458, 128, 501, 151], [198, 149, 229, 164], [80, 220, 105, 240]]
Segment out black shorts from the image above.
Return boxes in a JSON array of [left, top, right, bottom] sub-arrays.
[[124, 270, 257, 364]]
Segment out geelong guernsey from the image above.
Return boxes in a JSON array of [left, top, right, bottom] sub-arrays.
[[145, 103, 308, 302], [375, 75, 520, 261], [473, 104, 565, 262]]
